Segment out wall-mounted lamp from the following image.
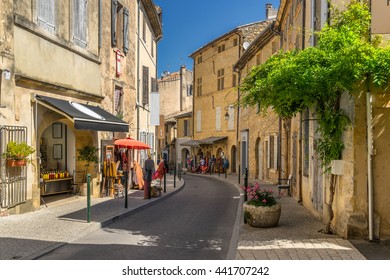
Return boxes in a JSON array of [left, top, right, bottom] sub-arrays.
[[224, 105, 232, 121], [224, 110, 230, 121]]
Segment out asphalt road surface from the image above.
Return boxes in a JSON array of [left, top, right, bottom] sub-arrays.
[[38, 174, 240, 260]]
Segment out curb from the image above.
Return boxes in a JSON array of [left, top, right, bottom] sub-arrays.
[[24, 180, 185, 260]]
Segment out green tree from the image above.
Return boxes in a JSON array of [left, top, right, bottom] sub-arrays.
[[240, 1, 390, 169]]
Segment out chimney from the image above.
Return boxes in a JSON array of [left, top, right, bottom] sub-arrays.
[[266, 3, 277, 20]]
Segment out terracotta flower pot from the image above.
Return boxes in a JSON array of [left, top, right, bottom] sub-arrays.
[[6, 159, 27, 167], [243, 202, 281, 228]]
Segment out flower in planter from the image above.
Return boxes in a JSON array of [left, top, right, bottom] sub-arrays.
[[242, 182, 278, 207], [2, 141, 35, 165]]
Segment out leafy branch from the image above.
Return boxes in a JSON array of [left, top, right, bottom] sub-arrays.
[[240, 1, 390, 170]]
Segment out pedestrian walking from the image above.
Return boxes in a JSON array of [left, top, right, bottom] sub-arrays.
[[143, 154, 155, 199]]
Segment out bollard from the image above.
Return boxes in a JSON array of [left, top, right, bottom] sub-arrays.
[[125, 171, 128, 208], [87, 174, 91, 223], [164, 171, 166, 193], [244, 168, 248, 201], [174, 163, 176, 188], [178, 163, 182, 180], [238, 165, 241, 184], [243, 168, 248, 224]]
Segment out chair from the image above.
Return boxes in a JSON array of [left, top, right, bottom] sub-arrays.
[[69, 170, 85, 197], [277, 174, 292, 196]]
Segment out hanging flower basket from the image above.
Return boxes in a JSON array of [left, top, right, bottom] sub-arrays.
[[2, 141, 35, 167]]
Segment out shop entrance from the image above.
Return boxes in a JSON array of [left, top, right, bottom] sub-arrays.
[[39, 121, 75, 196]]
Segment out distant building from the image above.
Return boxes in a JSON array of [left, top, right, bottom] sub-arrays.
[[157, 66, 193, 167], [188, 5, 275, 174]]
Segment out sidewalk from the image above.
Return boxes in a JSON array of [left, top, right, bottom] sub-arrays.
[[0, 174, 184, 260], [0, 172, 387, 260], [205, 172, 390, 260]]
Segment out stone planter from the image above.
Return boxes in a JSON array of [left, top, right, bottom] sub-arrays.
[[243, 202, 281, 228]]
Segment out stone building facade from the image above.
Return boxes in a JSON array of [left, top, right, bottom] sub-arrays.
[[157, 66, 193, 168], [235, 0, 390, 241], [189, 11, 274, 173], [0, 0, 162, 215]]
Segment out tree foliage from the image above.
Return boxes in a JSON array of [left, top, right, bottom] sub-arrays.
[[240, 1, 390, 169]]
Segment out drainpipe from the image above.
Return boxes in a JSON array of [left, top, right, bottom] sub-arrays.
[[235, 32, 242, 176], [367, 0, 374, 241], [136, 0, 141, 140], [366, 91, 374, 241], [98, 0, 102, 50]]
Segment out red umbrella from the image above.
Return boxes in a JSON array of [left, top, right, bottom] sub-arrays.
[[114, 137, 150, 150]]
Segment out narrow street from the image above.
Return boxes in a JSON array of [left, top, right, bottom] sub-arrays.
[[37, 175, 240, 260]]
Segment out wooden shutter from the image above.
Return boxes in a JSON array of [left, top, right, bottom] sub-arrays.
[[111, 0, 118, 47], [142, 66, 149, 105], [274, 135, 278, 170], [151, 77, 157, 92], [216, 107, 221, 131], [197, 110, 202, 132], [123, 7, 129, 55], [228, 107, 234, 130], [73, 0, 87, 47], [37, 0, 55, 32]]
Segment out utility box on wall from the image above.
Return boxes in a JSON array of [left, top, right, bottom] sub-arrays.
[[331, 160, 344, 175]]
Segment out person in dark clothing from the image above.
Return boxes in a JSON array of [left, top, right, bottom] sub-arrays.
[[143, 155, 155, 199]]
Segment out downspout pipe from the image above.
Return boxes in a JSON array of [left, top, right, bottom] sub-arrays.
[[367, 0, 374, 242], [98, 0, 102, 50], [366, 91, 374, 241], [136, 0, 141, 140], [234, 31, 242, 176]]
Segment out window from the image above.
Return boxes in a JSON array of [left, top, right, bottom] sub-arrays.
[[184, 120, 190, 137], [72, 0, 87, 48], [272, 41, 278, 54], [227, 106, 234, 130], [232, 74, 237, 87], [37, 0, 55, 32], [111, 1, 129, 55], [233, 38, 238, 46], [197, 55, 202, 64], [217, 69, 225, 91], [142, 15, 147, 42], [114, 86, 124, 118], [142, 66, 149, 105], [196, 110, 202, 132], [256, 53, 262, 65], [151, 34, 154, 57], [151, 77, 157, 92], [196, 77, 202, 97], [267, 135, 278, 170], [218, 44, 225, 53], [187, 85, 193, 96], [216, 107, 221, 131], [270, 136, 275, 169]]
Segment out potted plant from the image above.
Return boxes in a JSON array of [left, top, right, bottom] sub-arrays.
[[242, 182, 281, 228], [77, 145, 99, 178], [2, 141, 35, 167]]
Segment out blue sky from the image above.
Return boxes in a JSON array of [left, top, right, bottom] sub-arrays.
[[154, 0, 280, 77]]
